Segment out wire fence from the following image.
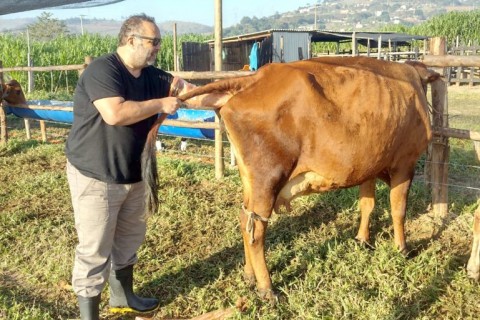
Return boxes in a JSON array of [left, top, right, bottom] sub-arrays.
[[5, 117, 479, 196]]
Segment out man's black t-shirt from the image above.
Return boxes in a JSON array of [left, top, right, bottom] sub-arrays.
[[65, 52, 173, 183]]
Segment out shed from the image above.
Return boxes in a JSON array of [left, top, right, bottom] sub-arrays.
[[182, 29, 429, 72]]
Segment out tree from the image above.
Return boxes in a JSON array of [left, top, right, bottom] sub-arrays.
[[27, 12, 69, 42]]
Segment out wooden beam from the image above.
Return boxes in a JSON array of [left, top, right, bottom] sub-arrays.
[[422, 55, 480, 67], [434, 127, 480, 141]]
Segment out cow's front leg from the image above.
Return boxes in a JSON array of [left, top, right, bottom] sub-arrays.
[[467, 207, 480, 280], [389, 174, 413, 255], [356, 179, 376, 248], [239, 208, 276, 302]]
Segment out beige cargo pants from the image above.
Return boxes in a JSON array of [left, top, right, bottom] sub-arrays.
[[66, 161, 147, 297]]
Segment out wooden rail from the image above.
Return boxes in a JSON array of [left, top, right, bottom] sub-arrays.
[[422, 55, 480, 67], [0, 64, 87, 72], [1, 51, 479, 207], [434, 127, 480, 141]]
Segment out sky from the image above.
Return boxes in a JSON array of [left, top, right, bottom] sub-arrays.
[[2, 0, 314, 27]]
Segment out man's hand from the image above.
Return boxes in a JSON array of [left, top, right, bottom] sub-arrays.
[[159, 96, 183, 114]]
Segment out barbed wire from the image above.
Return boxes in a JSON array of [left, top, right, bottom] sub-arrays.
[[424, 181, 480, 191], [421, 159, 480, 170]]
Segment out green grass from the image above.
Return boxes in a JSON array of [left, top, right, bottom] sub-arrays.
[[0, 87, 479, 319]]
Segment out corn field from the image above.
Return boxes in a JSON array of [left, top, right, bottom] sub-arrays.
[[0, 33, 210, 95], [313, 10, 480, 55], [3, 10, 480, 96]]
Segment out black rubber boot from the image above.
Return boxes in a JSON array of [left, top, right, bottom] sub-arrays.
[[109, 265, 159, 314], [77, 294, 100, 320]]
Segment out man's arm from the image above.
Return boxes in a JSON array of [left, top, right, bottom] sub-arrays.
[[94, 96, 181, 126]]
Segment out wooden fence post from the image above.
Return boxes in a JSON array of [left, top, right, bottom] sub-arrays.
[[377, 36, 382, 59], [25, 119, 31, 139], [173, 23, 178, 72], [40, 120, 47, 142], [24, 56, 34, 139], [430, 79, 449, 216], [0, 101, 7, 144], [79, 56, 93, 77], [214, 0, 224, 179], [427, 37, 449, 217], [457, 47, 464, 87]]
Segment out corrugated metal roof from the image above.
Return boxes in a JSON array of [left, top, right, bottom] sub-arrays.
[[207, 29, 428, 47], [313, 31, 428, 47], [208, 29, 313, 44]]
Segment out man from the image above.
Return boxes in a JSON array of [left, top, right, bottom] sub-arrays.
[[65, 13, 194, 319]]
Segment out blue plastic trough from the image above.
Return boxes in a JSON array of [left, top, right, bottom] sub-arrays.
[[5, 100, 74, 123], [4, 100, 216, 140]]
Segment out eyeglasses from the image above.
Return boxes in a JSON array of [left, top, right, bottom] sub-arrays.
[[131, 34, 161, 46]]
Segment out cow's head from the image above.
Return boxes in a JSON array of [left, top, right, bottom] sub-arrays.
[[1, 80, 27, 105]]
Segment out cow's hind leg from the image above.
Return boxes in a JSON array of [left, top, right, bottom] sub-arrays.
[[467, 206, 480, 280], [356, 179, 376, 248], [239, 204, 276, 302], [240, 207, 256, 288], [389, 170, 415, 255]]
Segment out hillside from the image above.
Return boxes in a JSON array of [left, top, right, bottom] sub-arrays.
[[224, 0, 480, 36], [0, 17, 212, 36], [1, 0, 480, 36]]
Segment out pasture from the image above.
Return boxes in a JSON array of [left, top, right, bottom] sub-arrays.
[[1, 86, 479, 319]]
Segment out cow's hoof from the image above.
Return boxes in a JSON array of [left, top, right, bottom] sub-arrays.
[[257, 288, 278, 304], [467, 269, 479, 281], [466, 263, 480, 281], [399, 246, 410, 258], [243, 273, 256, 288], [355, 238, 375, 250]]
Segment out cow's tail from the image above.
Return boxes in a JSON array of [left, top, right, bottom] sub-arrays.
[[178, 74, 257, 102], [142, 113, 168, 215], [142, 74, 256, 215]]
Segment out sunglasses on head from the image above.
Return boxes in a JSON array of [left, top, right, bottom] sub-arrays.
[[131, 34, 161, 46]]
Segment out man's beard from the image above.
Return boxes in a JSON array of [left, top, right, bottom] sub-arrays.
[[147, 54, 157, 66]]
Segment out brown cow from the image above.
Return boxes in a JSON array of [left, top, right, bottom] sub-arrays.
[[1, 80, 27, 105], [143, 56, 440, 301]]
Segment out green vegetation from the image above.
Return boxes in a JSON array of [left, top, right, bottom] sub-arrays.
[[0, 32, 210, 96], [0, 88, 479, 319], [383, 10, 480, 47]]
